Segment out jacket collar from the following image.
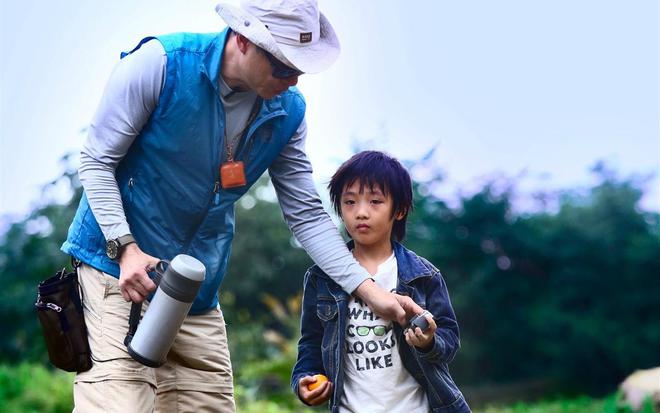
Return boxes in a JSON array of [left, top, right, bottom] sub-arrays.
[[340, 240, 433, 284], [392, 241, 434, 283], [200, 28, 228, 98]]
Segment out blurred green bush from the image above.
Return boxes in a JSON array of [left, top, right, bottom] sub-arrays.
[[2, 156, 659, 405], [1, 363, 656, 413]]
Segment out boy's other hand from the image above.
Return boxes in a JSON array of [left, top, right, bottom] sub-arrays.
[[355, 279, 408, 325], [298, 375, 333, 406], [404, 312, 437, 351]]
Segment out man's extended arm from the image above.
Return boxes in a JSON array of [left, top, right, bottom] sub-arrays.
[[80, 39, 164, 240], [78, 40, 165, 301]]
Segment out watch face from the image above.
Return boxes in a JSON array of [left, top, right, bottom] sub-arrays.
[[106, 240, 119, 260]]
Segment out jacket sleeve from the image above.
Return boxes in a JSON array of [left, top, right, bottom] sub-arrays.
[[414, 270, 461, 365], [291, 270, 327, 402]]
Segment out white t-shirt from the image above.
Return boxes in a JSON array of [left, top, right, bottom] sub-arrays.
[[339, 253, 430, 413]]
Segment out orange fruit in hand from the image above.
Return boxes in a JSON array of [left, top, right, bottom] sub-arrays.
[[307, 374, 329, 391]]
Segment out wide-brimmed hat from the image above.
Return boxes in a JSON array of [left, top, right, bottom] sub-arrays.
[[215, 0, 340, 74]]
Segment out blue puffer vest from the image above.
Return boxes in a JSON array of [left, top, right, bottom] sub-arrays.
[[62, 29, 306, 314]]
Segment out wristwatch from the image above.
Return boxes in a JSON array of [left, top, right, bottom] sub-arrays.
[[106, 234, 136, 261]]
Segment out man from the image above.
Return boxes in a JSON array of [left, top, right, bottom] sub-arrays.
[[62, 1, 420, 411]]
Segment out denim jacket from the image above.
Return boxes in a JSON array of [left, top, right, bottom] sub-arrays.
[[292, 241, 471, 413]]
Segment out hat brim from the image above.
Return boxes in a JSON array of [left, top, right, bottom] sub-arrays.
[[215, 2, 340, 74]]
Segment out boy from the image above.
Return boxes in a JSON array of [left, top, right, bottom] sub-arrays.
[[291, 151, 471, 412]]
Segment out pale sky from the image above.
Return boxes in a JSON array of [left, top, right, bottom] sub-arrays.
[[1, 0, 658, 223]]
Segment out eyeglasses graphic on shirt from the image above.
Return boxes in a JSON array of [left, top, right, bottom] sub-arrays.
[[355, 325, 391, 337]]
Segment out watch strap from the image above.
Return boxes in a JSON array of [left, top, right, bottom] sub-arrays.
[[117, 234, 136, 247]]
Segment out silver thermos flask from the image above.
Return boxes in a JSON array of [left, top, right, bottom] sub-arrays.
[[127, 254, 206, 367]]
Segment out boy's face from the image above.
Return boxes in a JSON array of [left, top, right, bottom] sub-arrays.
[[340, 180, 401, 248]]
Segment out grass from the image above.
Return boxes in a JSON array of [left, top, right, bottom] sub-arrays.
[[476, 393, 657, 413], [0, 363, 656, 413], [0, 363, 74, 413]]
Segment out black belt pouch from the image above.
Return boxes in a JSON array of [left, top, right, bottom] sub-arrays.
[[35, 266, 92, 372]]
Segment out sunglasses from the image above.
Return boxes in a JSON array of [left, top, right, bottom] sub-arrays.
[[258, 47, 304, 79]]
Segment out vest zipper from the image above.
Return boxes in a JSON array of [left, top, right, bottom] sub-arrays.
[[213, 180, 220, 205], [128, 177, 135, 203]]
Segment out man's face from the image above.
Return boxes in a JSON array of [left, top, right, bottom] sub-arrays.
[[340, 180, 398, 249], [243, 42, 301, 99]]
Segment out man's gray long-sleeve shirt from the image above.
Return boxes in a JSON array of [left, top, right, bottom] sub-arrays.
[[79, 39, 370, 294]]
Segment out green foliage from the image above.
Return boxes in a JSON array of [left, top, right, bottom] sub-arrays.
[[477, 392, 657, 413], [222, 176, 312, 325], [1, 362, 655, 413], [219, 175, 314, 371], [478, 396, 607, 413], [0, 363, 73, 413], [404, 163, 660, 391], [1, 153, 658, 404], [231, 293, 306, 408], [0, 156, 81, 364]]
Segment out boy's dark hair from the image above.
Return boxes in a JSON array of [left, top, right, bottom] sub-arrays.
[[328, 150, 413, 241]]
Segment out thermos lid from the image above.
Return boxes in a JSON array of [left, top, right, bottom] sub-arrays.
[[170, 254, 206, 281]]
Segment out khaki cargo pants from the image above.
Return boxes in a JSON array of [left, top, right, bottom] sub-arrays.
[[73, 264, 235, 413]]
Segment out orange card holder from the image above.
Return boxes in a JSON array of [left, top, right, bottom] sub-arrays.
[[220, 161, 247, 189]]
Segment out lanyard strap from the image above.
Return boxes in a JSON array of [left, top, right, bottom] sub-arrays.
[[224, 96, 263, 162]]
